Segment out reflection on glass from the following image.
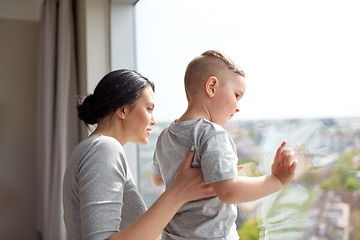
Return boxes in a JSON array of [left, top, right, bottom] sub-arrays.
[[139, 118, 360, 240], [257, 119, 335, 240]]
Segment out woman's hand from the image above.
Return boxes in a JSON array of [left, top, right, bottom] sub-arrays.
[[109, 148, 213, 240], [171, 148, 215, 203]]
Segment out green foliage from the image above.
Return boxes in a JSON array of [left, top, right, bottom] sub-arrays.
[[338, 151, 357, 175], [248, 129, 257, 139], [237, 219, 260, 240], [321, 167, 343, 191], [345, 176, 360, 190], [238, 158, 255, 165], [141, 169, 151, 177], [321, 151, 360, 191], [238, 162, 262, 177]]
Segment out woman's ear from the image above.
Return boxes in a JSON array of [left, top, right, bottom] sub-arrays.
[[205, 76, 218, 98], [116, 107, 126, 119]]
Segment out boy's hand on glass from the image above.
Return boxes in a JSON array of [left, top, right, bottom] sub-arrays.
[[271, 141, 297, 186]]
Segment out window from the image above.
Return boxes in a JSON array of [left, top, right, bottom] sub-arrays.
[[134, 0, 360, 239]]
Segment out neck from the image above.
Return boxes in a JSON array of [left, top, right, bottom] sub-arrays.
[[91, 115, 126, 145], [177, 101, 211, 123]]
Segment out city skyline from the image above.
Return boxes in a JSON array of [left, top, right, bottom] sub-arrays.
[[138, 117, 360, 239]]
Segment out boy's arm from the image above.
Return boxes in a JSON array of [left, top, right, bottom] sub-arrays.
[[151, 148, 165, 186], [211, 141, 297, 204], [151, 173, 165, 186], [211, 175, 283, 204]]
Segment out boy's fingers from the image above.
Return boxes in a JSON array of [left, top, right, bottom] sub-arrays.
[[275, 141, 287, 160], [283, 153, 290, 165], [281, 148, 292, 164], [179, 146, 195, 171], [283, 151, 294, 166], [289, 160, 298, 174], [237, 165, 244, 171]]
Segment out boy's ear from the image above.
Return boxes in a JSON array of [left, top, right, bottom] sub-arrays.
[[205, 76, 218, 98]]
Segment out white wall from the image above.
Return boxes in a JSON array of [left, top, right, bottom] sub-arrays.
[[0, 0, 136, 238], [0, 0, 41, 237], [79, 0, 110, 94], [0, 0, 42, 21]]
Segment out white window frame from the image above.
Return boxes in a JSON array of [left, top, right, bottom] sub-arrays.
[[109, 0, 139, 186]]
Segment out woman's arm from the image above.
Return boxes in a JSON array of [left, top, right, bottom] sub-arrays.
[[110, 149, 214, 240], [211, 141, 297, 204]]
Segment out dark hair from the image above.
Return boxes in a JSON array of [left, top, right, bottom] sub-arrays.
[[77, 69, 155, 125]]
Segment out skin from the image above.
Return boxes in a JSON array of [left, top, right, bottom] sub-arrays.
[[176, 70, 245, 125], [92, 85, 156, 145], [152, 71, 297, 204], [91, 85, 215, 240]]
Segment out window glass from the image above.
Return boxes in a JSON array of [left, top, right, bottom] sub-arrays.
[[135, 1, 360, 239]]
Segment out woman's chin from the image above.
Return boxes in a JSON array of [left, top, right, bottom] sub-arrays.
[[136, 138, 149, 146]]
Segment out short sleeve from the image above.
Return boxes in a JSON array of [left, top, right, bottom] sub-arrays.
[[200, 130, 238, 183], [151, 149, 162, 177], [77, 138, 127, 240]]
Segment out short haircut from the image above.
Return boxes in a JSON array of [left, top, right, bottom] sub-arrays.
[[184, 50, 245, 99]]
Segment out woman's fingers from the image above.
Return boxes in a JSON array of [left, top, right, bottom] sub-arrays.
[[178, 146, 195, 173]]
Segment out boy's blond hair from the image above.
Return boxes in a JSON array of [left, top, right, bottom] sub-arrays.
[[184, 50, 245, 99]]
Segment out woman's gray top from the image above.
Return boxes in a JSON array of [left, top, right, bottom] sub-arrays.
[[63, 135, 146, 240]]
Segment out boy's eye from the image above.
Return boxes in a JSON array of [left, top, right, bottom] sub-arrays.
[[235, 93, 240, 98]]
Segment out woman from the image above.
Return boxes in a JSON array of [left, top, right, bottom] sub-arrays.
[[63, 69, 214, 240]]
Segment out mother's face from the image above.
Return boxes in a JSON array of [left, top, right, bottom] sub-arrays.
[[122, 85, 156, 145]]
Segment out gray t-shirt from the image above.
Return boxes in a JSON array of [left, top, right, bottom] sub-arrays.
[[63, 135, 146, 240], [151, 118, 239, 240]]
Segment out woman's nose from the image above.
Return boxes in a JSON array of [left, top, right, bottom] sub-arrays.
[[150, 116, 156, 126]]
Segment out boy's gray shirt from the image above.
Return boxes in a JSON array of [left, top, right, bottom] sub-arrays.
[[63, 135, 146, 240], [151, 118, 239, 240]]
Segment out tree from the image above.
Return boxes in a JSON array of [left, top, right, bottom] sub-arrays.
[[320, 151, 360, 191], [237, 219, 260, 240]]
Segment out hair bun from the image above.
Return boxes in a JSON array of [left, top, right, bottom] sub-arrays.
[[77, 94, 98, 124]]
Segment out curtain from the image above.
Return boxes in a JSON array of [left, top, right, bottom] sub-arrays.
[[36, 0, 81, 239]]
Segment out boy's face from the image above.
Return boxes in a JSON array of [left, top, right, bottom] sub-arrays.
[[210, 72, 246, 126]]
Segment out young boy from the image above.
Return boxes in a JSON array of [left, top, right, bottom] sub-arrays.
[[150, 50, 297, 240]]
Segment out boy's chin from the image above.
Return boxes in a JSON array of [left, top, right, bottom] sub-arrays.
[[216, 120, 228, 126]]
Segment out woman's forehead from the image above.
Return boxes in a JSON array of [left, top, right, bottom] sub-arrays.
[[137, 85, 155, 103]]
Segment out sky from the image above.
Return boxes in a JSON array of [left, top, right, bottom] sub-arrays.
[[135, 0, 360, 122]]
